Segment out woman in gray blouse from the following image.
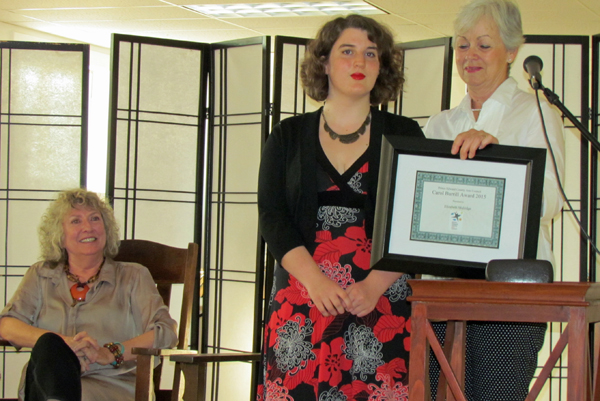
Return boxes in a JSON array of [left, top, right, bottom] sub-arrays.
[[0, 188, 177, 401]]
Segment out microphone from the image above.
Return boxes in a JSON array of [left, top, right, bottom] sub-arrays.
[[523, 55, 543, 90]]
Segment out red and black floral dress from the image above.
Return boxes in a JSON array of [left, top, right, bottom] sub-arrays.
[[257, 140, 412, 401]]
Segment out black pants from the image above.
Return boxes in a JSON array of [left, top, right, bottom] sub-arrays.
[[25, 332, 82, 401], [429, 321, 546, 401]]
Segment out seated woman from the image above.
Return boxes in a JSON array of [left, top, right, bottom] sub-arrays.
[[0, 188, 178, 401]]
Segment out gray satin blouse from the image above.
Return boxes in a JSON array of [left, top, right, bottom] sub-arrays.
[[0, 258, 178, 400]]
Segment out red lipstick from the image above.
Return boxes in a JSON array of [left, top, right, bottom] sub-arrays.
[[351, 73, 365, 80]]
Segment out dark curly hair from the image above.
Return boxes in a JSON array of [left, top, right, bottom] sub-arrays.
[[300, 14, 404, 105]]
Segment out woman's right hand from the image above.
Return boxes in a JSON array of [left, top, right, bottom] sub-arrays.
[[78, 355, 91, 372], [62, 331, 100, 361], [304, 275, 350, 317], [280, 246, 351, 317]]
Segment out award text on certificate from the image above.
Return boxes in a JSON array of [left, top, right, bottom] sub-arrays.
[[411, 172, 505, 248]]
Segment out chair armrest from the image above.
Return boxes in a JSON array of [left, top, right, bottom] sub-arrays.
[[170, 352, 261, 364], [132, 347, 199, 357]]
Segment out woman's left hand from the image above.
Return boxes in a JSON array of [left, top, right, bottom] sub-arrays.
[[452, 129, 499, 159], [94, 345, 117, 366], [74, 341, 115, 366], [346, 277, 384, 317]]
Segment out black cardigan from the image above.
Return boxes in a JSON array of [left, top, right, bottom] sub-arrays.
[[258, 107, 424, 263]]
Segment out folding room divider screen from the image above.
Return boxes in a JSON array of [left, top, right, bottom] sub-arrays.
[[106, 34, 270, 401], [107, 34, 208, 251], [593, 34, 600, 283], [0, 41, 88, 398], [203, 36, 270, 401]]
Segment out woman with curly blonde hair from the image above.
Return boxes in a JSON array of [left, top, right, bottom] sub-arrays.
[[38, 188, 120, 267], [0, 188, 177, 401]]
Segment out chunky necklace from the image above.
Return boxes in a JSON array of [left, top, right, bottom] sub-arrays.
[[322, 110, 371, 144], [65, 261, 104, 304]]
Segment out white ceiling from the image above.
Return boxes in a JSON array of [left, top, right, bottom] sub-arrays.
[[0, 0, 599, 49]]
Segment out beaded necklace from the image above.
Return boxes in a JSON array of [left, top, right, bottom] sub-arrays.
[[65, 260, 104, 304]]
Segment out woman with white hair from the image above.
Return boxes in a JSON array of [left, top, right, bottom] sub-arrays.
[[424, 0, 565, 400]]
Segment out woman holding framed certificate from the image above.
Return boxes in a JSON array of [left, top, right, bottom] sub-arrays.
[[256, 14, 424, 401], [423, 0, 566, 400]]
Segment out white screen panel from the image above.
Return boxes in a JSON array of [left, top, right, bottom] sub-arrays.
[[6, 200, 48, 266], [132, 200, 195, 247], [9, 125, 80, 190], [135, 122, 198, 192], [10, 49, 83, 115], [221, 203, 259, 272], [402, 46, 446, 119], [223, 126, 262, 193], [2, 351, 30, 398], [225, 46, 263, 115], [139, 45, 202, 115]]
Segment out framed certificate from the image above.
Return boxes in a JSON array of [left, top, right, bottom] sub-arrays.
[[371, 136, 546, 278]]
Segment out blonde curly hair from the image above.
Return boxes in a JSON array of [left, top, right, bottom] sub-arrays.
[[38, 188, 120, 268]]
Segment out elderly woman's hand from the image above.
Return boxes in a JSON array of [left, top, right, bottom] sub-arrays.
[[452, 129, 499, 159], [62, 331, 99, 360], [70, 337, 117, 366], [86, 345, 117, 366], [78, 355, 91, 372]]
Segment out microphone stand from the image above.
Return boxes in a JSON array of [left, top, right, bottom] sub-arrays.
[[535, 82, 600, 153], [534, 80, 599, 285]]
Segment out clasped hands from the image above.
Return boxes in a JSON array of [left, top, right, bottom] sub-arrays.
[[63, 332, 115, 372], [306, 275, 383, 319]]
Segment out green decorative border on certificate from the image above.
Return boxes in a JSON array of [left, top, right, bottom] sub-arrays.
[[410, 171, 505, 248]]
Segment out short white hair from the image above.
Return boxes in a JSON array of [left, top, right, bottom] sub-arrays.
[[454, 0, 524, 52]]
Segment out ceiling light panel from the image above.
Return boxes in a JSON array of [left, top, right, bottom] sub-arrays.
[[185, 1, 384, 18]]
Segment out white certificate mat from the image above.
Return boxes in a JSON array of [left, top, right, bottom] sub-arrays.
[[389, 154, 527, 263]]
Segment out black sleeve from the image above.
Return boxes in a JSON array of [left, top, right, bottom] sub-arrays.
[[257, 122, 306, 263], [394, 115, 425, 138]]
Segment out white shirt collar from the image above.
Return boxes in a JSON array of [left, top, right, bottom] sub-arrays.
[[457, 77, 518, 115]]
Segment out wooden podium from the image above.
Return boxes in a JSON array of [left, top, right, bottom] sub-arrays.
[[407, 279, 600, 401]]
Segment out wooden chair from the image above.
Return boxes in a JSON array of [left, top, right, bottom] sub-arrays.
[[129, 238, 262, 401], [115, 239, 200, 401]]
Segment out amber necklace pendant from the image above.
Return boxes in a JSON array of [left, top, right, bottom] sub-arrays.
[[70, 283, 90, 303], [65, 260, 104, 304]]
